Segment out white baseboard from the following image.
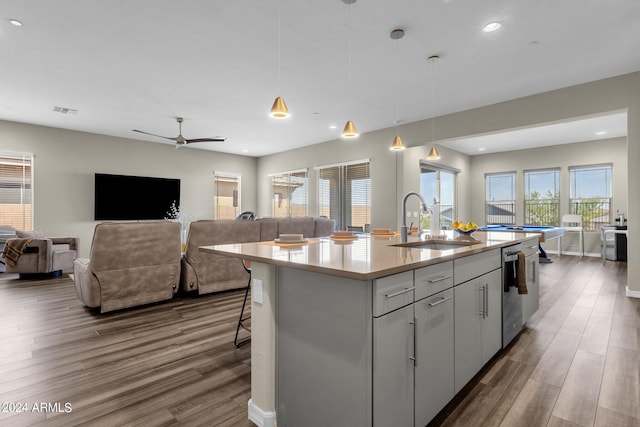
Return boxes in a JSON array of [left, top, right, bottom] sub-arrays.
[[626, 286, 640, 299], [248, 399, 277, 427]]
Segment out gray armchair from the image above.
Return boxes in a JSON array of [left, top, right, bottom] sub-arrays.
[[3, 233, 78, 278], [74, 221, 181, 313]]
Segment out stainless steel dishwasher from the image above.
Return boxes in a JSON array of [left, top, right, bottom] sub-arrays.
[[502, 242, 523, 348]]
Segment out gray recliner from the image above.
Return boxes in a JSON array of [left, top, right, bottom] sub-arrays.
[[73, 221, 181, 313], [3, 230, 78, 278]]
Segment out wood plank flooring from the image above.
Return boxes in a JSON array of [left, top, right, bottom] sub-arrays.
[[0, 275, 253, 426], [0, 255, 637, 426], [433, 256, 638, 427]]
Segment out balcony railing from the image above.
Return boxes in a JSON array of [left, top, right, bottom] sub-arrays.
[[485, 201, 515, 225], [524, 199, 559, 226], [571, 199, 611, 232]]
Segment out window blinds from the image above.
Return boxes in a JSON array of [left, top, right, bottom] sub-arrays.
[[270, 169, 308, 217], [317, 160, 370, 231], [0, 152, 33, 231], [214, 172, 240, 219]]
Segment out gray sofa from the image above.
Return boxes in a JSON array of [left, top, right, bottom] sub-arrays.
[[73, 221, 182, 313], [3, 230, 78, 278], [181, 217, 335, 295]]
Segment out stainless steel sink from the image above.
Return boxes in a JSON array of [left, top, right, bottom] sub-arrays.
[[392, 240, 476, 250]]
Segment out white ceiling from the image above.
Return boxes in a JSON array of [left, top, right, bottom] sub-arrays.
[[438, 111, 628, 156], [1, 0, 639, 157]]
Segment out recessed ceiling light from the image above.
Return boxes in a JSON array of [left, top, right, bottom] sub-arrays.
[[426, 55, 441, 64], [478, 147, 486, 151], [483, 22, 501, 32], [242, 149, 249, 153], [329, 125, 337, 129], [595, 131, 607, 135], [9, 19, 23, 26]]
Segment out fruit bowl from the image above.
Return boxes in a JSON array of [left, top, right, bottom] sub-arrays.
[[454, 228, 477, 235], [451, 221, 478, 236]]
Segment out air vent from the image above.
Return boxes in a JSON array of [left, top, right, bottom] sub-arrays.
[[53, 106, 78, 115]]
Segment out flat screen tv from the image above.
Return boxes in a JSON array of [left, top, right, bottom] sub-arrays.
[[94, 173, 180, 220]]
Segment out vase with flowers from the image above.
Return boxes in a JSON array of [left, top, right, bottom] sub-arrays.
[[165, 201, 189, 252]]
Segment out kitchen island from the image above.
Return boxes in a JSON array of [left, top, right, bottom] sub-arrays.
[[202, 230, 539, 427]]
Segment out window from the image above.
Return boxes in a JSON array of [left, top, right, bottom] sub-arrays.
[[317, 160, 370, 231], [524, 168, 560, 226], [420, 161, 459, 229], [270, 169, 308, 217], [0, 152, 33, 231], [485, 172, 516, 225], [569, 164, 612, 231], [213, 172, 241, 219]]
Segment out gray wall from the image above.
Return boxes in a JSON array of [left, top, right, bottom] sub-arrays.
[[1, 71, 638, 291], [469, 138, 628, 255], [258, 71, 639, 292], [0, 120, 257, 258]]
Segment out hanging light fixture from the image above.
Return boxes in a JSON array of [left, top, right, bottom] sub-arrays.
[[427, 146, 441, 160], [389, 28, 406, 151], [341, 0, 359, 138], [269, 8, 290, 119]]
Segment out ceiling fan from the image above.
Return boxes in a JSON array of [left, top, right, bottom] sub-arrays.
[[133, 117, 226, 148]]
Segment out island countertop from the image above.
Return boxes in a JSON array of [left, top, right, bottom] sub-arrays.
[[200, 230, 540, 281]]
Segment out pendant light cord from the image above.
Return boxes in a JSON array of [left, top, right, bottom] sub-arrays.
[[277, 9, 281, 92], [347, 4, 352, 101]]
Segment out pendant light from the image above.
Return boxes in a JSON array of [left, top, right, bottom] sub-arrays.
[[427, 146, 441, 160], [389, 28, 406, 151], [341, 0, 359, 138], [269, 8, 290, 119]]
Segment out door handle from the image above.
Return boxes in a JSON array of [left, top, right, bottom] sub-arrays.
[[478, 286, 486, 318], [409, 319, 416, 365], [427, 296, 452, 307], [426, 275, 452, 284], [385, 286, 415, 299], [484, 284, 489, 318]]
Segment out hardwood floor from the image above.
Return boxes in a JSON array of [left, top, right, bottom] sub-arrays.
[[0, 256, 637, 426], [433, 256, 638, 427], [0, 275, 253, 426]]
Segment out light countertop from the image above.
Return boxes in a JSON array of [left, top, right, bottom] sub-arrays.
[[201, 231, 540, 281]]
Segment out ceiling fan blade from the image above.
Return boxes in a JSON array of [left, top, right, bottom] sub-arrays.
[[132, 129, 177, 141], [185, 137, 226, 143]]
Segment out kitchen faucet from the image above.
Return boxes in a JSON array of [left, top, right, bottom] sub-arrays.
[[401, 191, 430, 242]]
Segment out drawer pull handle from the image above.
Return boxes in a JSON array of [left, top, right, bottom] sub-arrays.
[[427, 296, 452, 307], [529, 245, 538, 250], [426, 275, 452, 284], [385, 287, 415, 298]]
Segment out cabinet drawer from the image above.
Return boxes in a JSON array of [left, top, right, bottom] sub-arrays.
[[522, 237, 539, 257], [415, 261, 453, 301], [373, 270, 414, 317], [454, 249, 500, 285]]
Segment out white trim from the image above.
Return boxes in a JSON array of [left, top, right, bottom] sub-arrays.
[[248, 399, 277, 427], [626, 286, 640, 299], [268, 167, 308, 177], [212, 170, 241, 178], [314, 158, 370, 170]]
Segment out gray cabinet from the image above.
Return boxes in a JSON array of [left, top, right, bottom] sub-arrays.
[[414, 288, 454, 427], [522, 237, 539, 323], [454, 268, 502, 393], [373, 304, 414, 427], [373, 264, 455, 427]]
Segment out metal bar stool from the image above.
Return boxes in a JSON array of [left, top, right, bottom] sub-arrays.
[[234, 259, 252, 348]]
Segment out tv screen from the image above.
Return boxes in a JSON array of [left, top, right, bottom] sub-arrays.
[[94, 173, 180, 220]]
